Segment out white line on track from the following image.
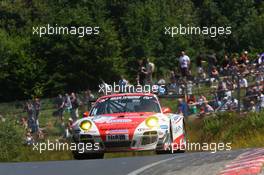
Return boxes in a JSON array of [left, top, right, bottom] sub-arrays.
[[127, 155, 184, 175]]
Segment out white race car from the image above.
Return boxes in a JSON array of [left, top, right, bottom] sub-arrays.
[[71, 93, 186, 159]]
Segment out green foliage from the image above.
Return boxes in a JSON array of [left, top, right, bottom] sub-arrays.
[[0, 119, 24, 161], [201, 111, 264, 142], [0, 0, 263, 101]]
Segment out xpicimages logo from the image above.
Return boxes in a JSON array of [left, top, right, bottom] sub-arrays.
[[98, 82, 165, 95], [32, 140, 100, 153], [32, 24, 100, 37]]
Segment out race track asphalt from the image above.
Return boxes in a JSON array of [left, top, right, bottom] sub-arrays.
[[0, 149, 251, 175]]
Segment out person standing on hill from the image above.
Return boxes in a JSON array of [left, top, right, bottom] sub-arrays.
[[145, 58, 155, 85], [179, 50, 190, 78], [195, 52, 203, 75], [25, 101, 37, 133], [64, 93, 72, 113], [33, 98, 41, 131], [206, 52, 218, 76], [55, 94, 65, 124], [137, 59, 148, 85], [85, 89, 95, 111], [70, 92, 79, 121]]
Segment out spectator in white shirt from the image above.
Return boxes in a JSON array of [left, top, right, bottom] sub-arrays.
[[239, 78, 248, 88], [145, 58, 155, 84], [179, 51, 190, 77], [258, 93, 264, 111]]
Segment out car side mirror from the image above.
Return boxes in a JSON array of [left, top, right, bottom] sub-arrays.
[[162, 107, 172, 114]]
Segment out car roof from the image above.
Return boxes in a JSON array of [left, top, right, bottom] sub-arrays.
[[97, 93, 156, 101]]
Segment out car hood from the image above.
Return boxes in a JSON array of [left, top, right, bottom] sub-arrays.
[[91, 112, 157, 130]]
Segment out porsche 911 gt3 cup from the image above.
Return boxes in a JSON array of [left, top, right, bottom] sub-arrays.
[[71, 93, 186, 159]]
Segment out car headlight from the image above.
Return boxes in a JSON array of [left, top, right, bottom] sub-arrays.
[[80, 120, 92, 131], [145, 117, 159, 129]]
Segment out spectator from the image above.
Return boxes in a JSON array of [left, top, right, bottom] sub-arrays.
[[187, 94, 196, 104], [24, 132, 34, 145], [198, 95, 207, 107], [255, 73, 264, 83], [157, 75, 166, 95], [239, 77, 248, 88], [169, 70, 176, 82], [20, 117, 28, 129], [118, 75, 129, 93], [238, 64, 249, 75], [204, 101, 214, 113], [257, 53, 264, 65], [186, 81, 193, 95], [25, 101, 37, 133], [157, 75, 166, 85], [168, 71, 179, 94], [177, 98, 189, 117], [230, 57, 238, 67], [85, 89, 95, 111], [225, 97, 238, 111], [207, 52, 217, 75], [33, 98, 41, 131], [195, 52, 203, 75], [64, 118, 74, 139], [217, 80, 227, 100], [64, 93, 72, 113], [197, 66, 206, 81], [70, 92, 79, 121], [179, 51, 190, 77], [221, 54, 230, 75], [55, 94, 65, 123], [210, 66, 219, 83], [187, 95, 197, 114], [249, 101, 256, 112], [239, 51, 249, 65], [145, 58, 155, 85], [199, 101, 214, 116], [238, 53, 246, 65], [258, 92, 264, 111], [137, 59, 148, 85], [225, 77, 236, 90], [37, 129, 45, 141]]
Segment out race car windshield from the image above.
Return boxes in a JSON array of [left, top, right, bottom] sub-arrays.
[[90, 95, 161, 115]]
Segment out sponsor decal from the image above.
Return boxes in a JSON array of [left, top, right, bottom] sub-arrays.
[[106, 119, 132, 123], [105, 129, 129, 134], [93, 116, 113, 123], [83, 130, 97, 134], [172, 115, 180, 120], [160, 125, 168, 129], [137, 128, 149, 132], [173, 125, 183, 133]]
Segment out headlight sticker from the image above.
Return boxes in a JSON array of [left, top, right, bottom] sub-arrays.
[[145, 117, 159, 128], [80, 120, 92, 131]]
